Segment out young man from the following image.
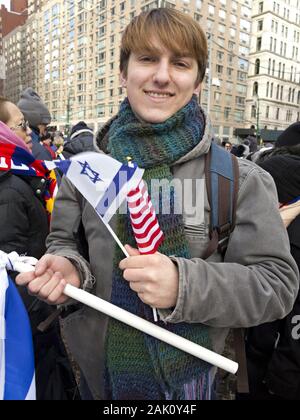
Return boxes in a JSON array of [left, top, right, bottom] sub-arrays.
[[16, 9, 299, 400]]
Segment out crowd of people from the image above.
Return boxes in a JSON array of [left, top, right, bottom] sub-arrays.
[[0, 8, 299, 401]]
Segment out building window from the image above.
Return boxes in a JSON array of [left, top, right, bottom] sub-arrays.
[[253, 82, 258, 96], [216, 64, 223, 74], [265, 106, 269, 118], [224, 107, 231, 120], [234, 110, 244, 122], [257, 37, 262, 51], [259, 2, 263, 13], [255, 59, 260, 75]]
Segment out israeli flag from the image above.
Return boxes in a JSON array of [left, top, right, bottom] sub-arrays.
[[0, 273, 36, 400], [46, 152, 144, 223]]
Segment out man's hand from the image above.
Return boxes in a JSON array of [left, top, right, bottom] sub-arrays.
[[119, 245, 179, 309], [16, 254, 81, 305]]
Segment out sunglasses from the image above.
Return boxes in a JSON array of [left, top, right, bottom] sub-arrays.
[[10, 120, 30, 132]]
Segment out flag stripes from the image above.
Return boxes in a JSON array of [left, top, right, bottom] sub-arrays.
[[127, 180, 164, 254]]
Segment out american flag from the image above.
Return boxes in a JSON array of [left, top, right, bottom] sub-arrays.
[[127, 180, 164, 254]]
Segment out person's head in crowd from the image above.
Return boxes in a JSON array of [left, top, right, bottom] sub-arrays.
[[275, 121, 300, 148], [53, 132, 64, 147], [224, 141, 232, 152], [244, 135, 258, 153], [255, 122, 300, 164], [69, 121, 93, 140], [17, 88, 51, 135], [40, 131, 52, 147], [259, 155, 300, 206], [231, 143, 250, 158], [0, 96, 33, 151], [119, 7, 207, 123]]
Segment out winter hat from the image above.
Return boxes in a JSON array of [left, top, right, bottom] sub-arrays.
[[275, 122, 300, 147], [70, 121, 93, 140], [17, 88, 51, 128], [231, 144, 249, 158], [259, 155, 300, 204]]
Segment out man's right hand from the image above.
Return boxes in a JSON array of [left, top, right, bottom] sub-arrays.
[[16, 254, 81, 305]]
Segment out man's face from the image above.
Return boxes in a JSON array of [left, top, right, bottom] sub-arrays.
[[121, 38, 201, 124], [42, 138, 51, 146], [38, 124, 47, 136], [6, 102, 33, 151]]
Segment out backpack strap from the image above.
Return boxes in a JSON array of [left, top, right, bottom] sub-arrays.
[[203, 142, 239, 259], [204, 143, 249, 394]]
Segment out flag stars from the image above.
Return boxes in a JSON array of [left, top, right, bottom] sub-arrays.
[[78, 161, 103, 184]]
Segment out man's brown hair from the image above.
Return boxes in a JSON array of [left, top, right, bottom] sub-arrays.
[[0, 96, 11, 124], [120, 8, 208, 85]]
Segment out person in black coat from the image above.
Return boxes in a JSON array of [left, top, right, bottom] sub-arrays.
[[0, 97, 79, 400], [63, 121, 94, 159], [240, 150, 300, 400]]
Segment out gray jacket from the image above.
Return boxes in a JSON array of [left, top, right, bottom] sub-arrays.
[[47, 120, 299, 399]]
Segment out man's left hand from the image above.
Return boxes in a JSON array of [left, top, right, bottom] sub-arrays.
[[119, 245, 179, 309]]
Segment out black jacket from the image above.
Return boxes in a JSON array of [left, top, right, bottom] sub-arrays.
[[63, 131, 94, 159], [244, 149, 300, 400], [0, 170, 78, 399], [263, 215, 300, 399], [245, 216, 300, 400], [31, 128, 53, 161], [0, 171, 48, 259]]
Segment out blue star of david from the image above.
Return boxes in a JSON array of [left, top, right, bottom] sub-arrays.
[[78, 161, 103, 184]]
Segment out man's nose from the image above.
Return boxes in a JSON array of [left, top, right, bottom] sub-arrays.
[[153, 60, 171, 85]]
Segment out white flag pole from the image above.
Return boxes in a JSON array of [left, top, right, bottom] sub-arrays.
[[65, 284, 238, 374], [97, 212, 158, 322], [14, 257, 238, 375]]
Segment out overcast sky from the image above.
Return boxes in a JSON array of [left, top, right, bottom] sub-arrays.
[[0, 0, 10, 10]]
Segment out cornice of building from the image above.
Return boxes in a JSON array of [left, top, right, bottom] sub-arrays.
[[252, 10, 300, 27], [249, 50, 300, 65]]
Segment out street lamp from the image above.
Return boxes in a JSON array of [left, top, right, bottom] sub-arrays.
[[254, 94, 260, 145], [65, 78, 74, 136]]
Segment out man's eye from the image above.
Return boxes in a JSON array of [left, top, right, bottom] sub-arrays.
[[174, 61, 188, 68], [140, 56, 155, 62]]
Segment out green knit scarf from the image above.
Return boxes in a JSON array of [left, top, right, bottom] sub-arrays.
[[103, 95, 213, 400]]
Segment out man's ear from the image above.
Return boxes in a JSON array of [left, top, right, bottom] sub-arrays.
[[193, 82, 201, 95], [120, 72, 127, 88]]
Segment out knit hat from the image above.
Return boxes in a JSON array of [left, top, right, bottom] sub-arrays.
[[70, 121, 93, 140], [275, 122, 300, 148], [259, 155, 300, 204], [17, 88, 51, 128], [231, 144, 249, 158]]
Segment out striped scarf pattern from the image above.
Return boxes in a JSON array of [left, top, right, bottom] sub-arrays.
[[103, 96, 213, 400], [0, 142, 57, 222]]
